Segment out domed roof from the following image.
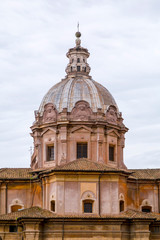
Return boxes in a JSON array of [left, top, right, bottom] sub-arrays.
[[38, 31, 118, 116], [39, 78, 118, 115]]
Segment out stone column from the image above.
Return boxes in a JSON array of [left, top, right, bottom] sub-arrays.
[[0, 184, 7, 214], [117, 133, 125, 168], [60, 126, 67, 165], [97, 126, 104, 162], [130, 221, 151, 240], [23, 221, 41, 240]]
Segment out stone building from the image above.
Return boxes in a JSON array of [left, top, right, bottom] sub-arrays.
[[0, 31, 160, 240]]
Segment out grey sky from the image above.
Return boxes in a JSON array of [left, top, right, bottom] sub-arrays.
[[0, 0, 160, 168]]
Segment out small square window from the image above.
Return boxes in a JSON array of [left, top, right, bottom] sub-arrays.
[[9, 225, 17, 232], [109, 145, 114, 161], [47, 145, 54, 161]]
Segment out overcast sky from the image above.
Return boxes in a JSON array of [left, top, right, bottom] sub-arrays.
[[0, 0, 160, 169]]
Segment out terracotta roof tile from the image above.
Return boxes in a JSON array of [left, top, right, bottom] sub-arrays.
[[0, 168, 36, 179], [50, 159, 130, 173], [0, 207, 159, 221], [0, 207, 54, 220], [129, 169, 160, 180]]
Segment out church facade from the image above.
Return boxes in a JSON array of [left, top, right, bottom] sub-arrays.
[[0, 31, 160, 240]]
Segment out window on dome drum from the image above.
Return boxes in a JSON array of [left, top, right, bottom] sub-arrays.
[[77, 58, 80, 63], [71, 66, 72, 72], [84, 67, 86, 72], [11, 205, 22, 212], [119, 200, 124, 212], [77, 66, 80, 71], [142, 206, 152, 213], [9, 225, 17, 232], [77, 143, 87, 159], [51, 200, 55, 212], [47, 145, 54, 161], [83, 200, 93, 213], [109, 145, 114, 161]]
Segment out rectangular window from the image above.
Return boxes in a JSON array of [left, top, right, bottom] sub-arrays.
[[77, 143, 87, 159], [51, 200, 55, 212], [84, 202, 92, 213], [77, 66, 80, 71], [109, 145, 114, 161], [9, 225, 18, 232], [47, 145, 54, 161]]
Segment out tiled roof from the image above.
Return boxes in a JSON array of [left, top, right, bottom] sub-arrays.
[[51, 159, 130, 173], [0, 168, 36, 180], [129, 169, 160, 180], [0, 207, 54, 220], [0, 207, 159, 221]]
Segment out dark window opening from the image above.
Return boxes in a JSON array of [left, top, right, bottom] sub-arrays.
[[109, 145, 114, 161], [83, 59, 85, 62], [84, 201, 93, 213], [9, 225, 18, 232], [51, 200, 55, 212], [77, 58, 80, 63], [120, 200, 124, 212], [47, 145, 54, 161], [84, 67, 86, 72], [72, 59, 74, 63], [142, 206, 152, 213], [152, 226, 160, 233], [11, 205, 22, 212], [77, 143, 87, 159], [77, 66, 80, 72], [71, 66, 72, 72]]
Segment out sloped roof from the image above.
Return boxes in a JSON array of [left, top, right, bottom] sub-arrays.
[[53, 159, 130, 173], [0, 168, 36, 180], [0, 207, 159, 221], [0, 207, 54, 220], [129, 169, 160, 180]]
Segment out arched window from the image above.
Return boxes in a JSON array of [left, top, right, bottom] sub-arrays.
[[142, 206, 152, 213], [51, 200, 55, 212], [119, 200, 124, 212], [11, 205, 22, 212], [83, 200, 93, 213], [77, 58, 80, 63]]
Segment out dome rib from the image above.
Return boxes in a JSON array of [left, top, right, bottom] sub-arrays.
[[38, 78, 118, 116]]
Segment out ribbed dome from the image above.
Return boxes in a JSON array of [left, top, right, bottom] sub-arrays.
[[39, 78, 118, 116]]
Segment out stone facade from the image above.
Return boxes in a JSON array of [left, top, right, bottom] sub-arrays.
[[0, 31, 160, 239]]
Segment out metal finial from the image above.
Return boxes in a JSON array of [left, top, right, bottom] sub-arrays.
[[75, 22, 81, 39], [77, 22, 79, 32]]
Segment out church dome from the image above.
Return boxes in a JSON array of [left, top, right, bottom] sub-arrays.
[[39, 78, 118, 115], [38, 31, 118, 116]]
